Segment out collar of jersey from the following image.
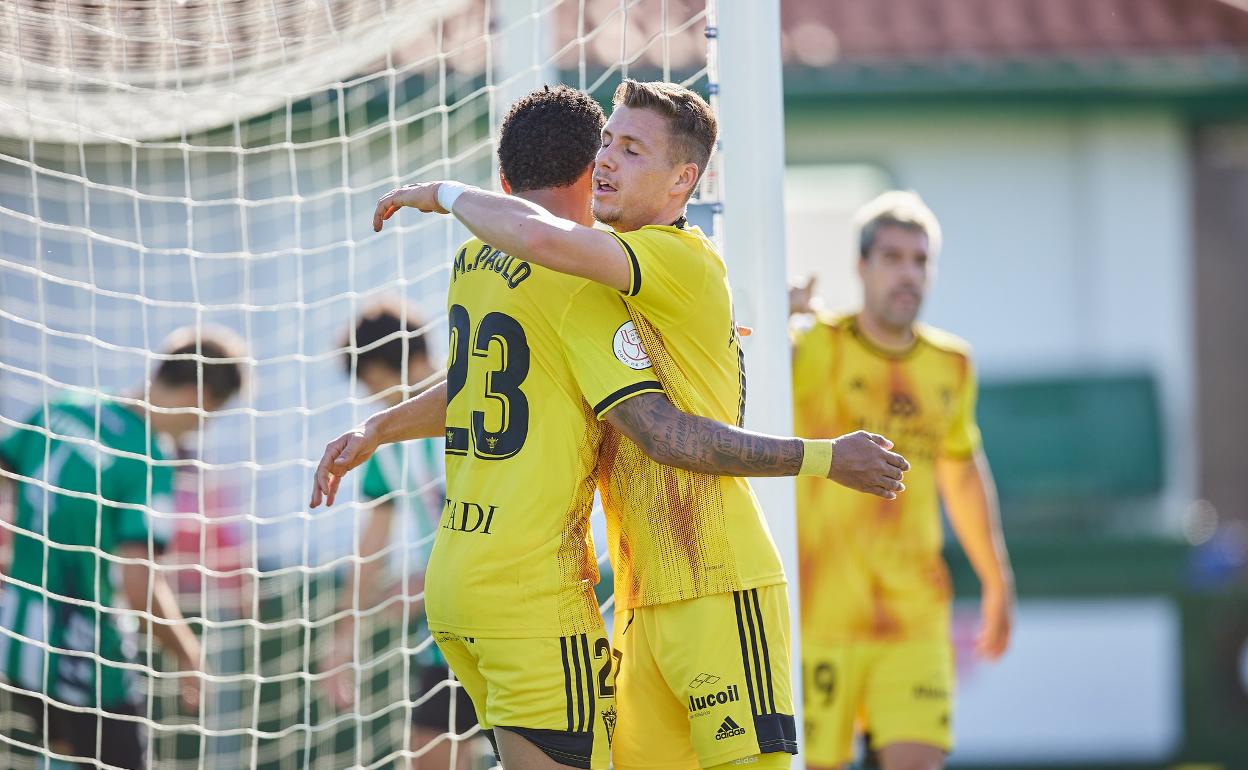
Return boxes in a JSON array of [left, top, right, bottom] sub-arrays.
[[847, 316, 922, 360]]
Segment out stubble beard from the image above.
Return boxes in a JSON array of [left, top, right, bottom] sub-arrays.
[[591, 199, 624, 227]]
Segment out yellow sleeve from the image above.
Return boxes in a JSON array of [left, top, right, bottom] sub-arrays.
[[610, 227, 711, 328], [942, 356, 983, 459], [559, 285, 665, 419]]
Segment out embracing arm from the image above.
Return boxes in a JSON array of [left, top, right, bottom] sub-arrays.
[[605, 392, 910, 498], [309, 379, 448, 508], [372, 183, 631, 291]]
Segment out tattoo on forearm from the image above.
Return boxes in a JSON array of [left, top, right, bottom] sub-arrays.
[[608, 393, 803, 477]]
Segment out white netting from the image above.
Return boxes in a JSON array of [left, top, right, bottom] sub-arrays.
[[0, 1, 718, 768]]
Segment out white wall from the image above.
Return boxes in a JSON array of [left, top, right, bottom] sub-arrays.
[[785, 105, 1197, 528]]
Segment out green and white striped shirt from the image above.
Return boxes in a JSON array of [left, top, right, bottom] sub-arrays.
[[0, 396, 172, 708]]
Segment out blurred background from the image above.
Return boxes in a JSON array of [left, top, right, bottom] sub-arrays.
[[0, 0, 1245, 768], [775, 1, 1248, 766]]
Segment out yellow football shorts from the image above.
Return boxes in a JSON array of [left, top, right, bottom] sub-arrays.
[[802, 639, 954, 767], [612, 585, 798, 770], [433, 629, 616, 770]]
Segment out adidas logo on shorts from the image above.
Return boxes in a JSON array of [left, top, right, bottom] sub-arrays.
[[715, 716, 747, 741]]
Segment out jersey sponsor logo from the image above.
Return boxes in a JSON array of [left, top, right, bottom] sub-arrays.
[[689, 684, 739, 714], [452, 243, 532, 288], [690, 672, 721, 688], [612, 322, 652, 369], [714, 715, 747, 741], [913, 684, 949, 701], [440, 498, 497, 535]]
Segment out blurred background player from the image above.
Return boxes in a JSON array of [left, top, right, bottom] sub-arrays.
[[0, 326, 245, 770], [790, 191, 1015, 770], [322, 297, 482, 769]]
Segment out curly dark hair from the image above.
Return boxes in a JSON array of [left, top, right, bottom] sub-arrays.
[[498, 85, 605, 193]]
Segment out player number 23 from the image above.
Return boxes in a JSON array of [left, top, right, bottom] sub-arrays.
[[446, 304, 531, 460]]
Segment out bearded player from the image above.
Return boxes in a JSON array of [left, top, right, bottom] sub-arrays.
[[791, 191, 1015, 770]]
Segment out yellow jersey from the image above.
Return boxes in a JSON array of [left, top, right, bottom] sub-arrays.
[[427, 237, 664, 638], [791, 313, 982, 644], [597, 222, 786, 610]]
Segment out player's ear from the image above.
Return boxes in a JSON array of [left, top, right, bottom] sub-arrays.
[[499, 170, 512, 195], [671, 162, 699, 200]]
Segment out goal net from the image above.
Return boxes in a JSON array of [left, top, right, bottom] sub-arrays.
[[0, 1, 731, 769]]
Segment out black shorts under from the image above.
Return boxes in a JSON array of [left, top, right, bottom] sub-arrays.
[[4, 689, 145, 770], [413, 664, 478, 735]]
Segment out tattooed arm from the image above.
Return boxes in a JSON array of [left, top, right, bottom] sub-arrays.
[[606, 393, 803, 476], [604, 392, 910, 497]]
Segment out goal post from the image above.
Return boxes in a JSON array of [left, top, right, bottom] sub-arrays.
[[716, 0, 805, 753]]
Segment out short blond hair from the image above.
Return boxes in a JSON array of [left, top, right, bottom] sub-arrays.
[[612, 79, 717, 185], [855, 190, 942, 259]]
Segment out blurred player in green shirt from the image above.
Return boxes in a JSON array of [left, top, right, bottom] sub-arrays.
[[325, 299, 480, 768], [0, 326, 246, 770]]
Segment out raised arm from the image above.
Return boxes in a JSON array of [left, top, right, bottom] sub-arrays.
[[310, 378, 448, 508], [372, 182, 631, 291], [605, 392, 910, 499]]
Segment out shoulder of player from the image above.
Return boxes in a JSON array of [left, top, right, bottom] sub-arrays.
[[916, 324, 974, 362], [791, 312, 851, 359], [812, 311, 855, 338], [629, 224, 722, 266], [556, 278, 626, 324]]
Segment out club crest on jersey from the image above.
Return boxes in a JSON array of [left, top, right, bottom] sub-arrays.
[[601, 705, 617, 745], [613, 322, 652, 370]]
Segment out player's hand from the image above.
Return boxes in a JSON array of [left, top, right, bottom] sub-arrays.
[[178, 672, 202, 714], [976, 582, 1014, 660], [372, 182, 448, 232], [173, 653, 203, 714], [322, 650, 357, 711], [826, 431, 910, 499], [789, 275, 817, 316], [310, 425, 381, 508]]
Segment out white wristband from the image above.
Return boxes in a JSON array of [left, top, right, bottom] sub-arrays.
[[437, 181, 468, 213]]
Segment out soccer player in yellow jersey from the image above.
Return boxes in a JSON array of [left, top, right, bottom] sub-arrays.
[[366, 80, 911, 770], [790, 191, 1016, 770], [315, 86, 907, 770]]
